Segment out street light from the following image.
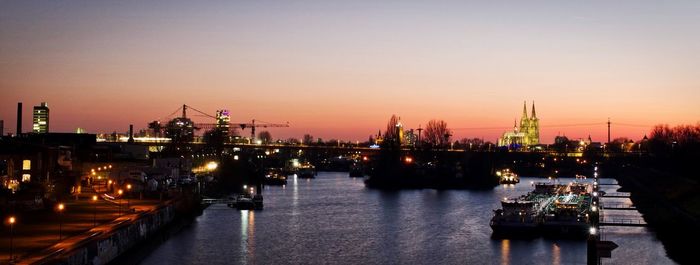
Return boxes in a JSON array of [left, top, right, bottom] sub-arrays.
[[57, 203, 65, 240], [126, 184, 132, 212], [92, 195, 98, 227], [117, 189, 124, 216], [8, 216, 15, 263]]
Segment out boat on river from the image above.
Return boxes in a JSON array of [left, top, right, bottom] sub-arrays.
[[491, 182, 595, 238], [228, 186, 264, 210], [264, 169, 288, 185], [497, 169, 519, 184], [298, 162, 317, 178], [490, 197, 541, 236]]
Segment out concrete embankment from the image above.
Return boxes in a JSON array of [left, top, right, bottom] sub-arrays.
[[20, 195, 200, 265]]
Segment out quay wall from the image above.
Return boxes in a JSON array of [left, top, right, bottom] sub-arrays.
[[38, 195, 201, 265]]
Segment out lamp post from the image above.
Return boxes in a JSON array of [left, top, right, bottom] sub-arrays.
[[117, 189, 123, 216], [126, 184, 132, 213], [8, 216, 15, 263], [57, 203, 65, 241], [92, 195, 98, 227]]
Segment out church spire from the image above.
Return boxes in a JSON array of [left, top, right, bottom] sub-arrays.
[[522, 101, 528, 119], [531, 101, 537, 119]]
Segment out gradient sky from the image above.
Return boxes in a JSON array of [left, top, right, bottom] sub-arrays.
[[1, 1, 699, 143]]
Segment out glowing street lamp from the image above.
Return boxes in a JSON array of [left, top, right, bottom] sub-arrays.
[[57, 203, 65, 240], [92, 195, 99, 227], [118, 189, 124, 216], [126, 184, 132, 211], [8, 216, 16, 262]]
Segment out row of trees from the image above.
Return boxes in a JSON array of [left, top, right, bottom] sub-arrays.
[[383, 114, 453, 148], [648, 123, 700, 155]]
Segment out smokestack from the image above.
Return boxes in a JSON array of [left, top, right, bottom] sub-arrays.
[[128, 124, 134, 143], [16, 102, 22, 136]]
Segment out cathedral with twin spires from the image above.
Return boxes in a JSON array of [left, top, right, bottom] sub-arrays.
[[497, 101, 540, 148]]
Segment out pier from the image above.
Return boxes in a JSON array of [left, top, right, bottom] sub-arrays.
[[599, 218, 647, 227], [601, 192, 631, 198], [600, 202, 636, 210]]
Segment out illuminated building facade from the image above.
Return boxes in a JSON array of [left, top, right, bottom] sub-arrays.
[[498, 101, 540, 148], [32, 102, 50, 133], [216, 109, 231, 135], [396, 118, 405, 145]]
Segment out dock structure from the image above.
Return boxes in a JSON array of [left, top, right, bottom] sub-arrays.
[[600, 202, 637, 210], [599, 218, 647, 227], [601, 192, 631, 198], [201, 198, 235, 205]]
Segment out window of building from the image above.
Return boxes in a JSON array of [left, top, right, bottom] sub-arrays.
[[22, 174, 31, 182], [22, 160, 31, 170]]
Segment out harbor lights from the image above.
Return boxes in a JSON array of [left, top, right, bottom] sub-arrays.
[[57, 203, 65, 240], [206, 161, 218, 171], [591, 206, 598, 212], [589, 227, 597, 235], [8, 216, 16, 262], [404, 156, 413, 164]]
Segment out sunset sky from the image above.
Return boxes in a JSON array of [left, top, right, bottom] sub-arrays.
[[1, 1, 699, 143]]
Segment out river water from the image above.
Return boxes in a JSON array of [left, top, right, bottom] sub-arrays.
[[142, 172, 675, 265]]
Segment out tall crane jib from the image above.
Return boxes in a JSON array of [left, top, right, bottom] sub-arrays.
[[173, 104, 289, 142]]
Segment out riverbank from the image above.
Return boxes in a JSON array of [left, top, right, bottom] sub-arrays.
[[0, 191, 164, 264], [106, 206, 204, 265], [613, 165, 700, 265], [2, 190, 202, 265]]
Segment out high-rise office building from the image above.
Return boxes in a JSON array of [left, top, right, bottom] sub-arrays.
[[33, 102, 50, 133], [216, 109, 231, 135]]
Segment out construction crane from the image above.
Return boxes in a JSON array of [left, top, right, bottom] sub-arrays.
[[158, 104, 290, 141], [237, 119, 290, 141]]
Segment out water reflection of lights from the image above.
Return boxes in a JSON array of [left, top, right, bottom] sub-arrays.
[[240, 210, 256, 261], [552, 243, 561, 265], [501, 239, 510, 265]]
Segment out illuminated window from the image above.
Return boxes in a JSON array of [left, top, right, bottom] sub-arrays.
[[22, 160, 31, 170], [22, 174, 31, 182]]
